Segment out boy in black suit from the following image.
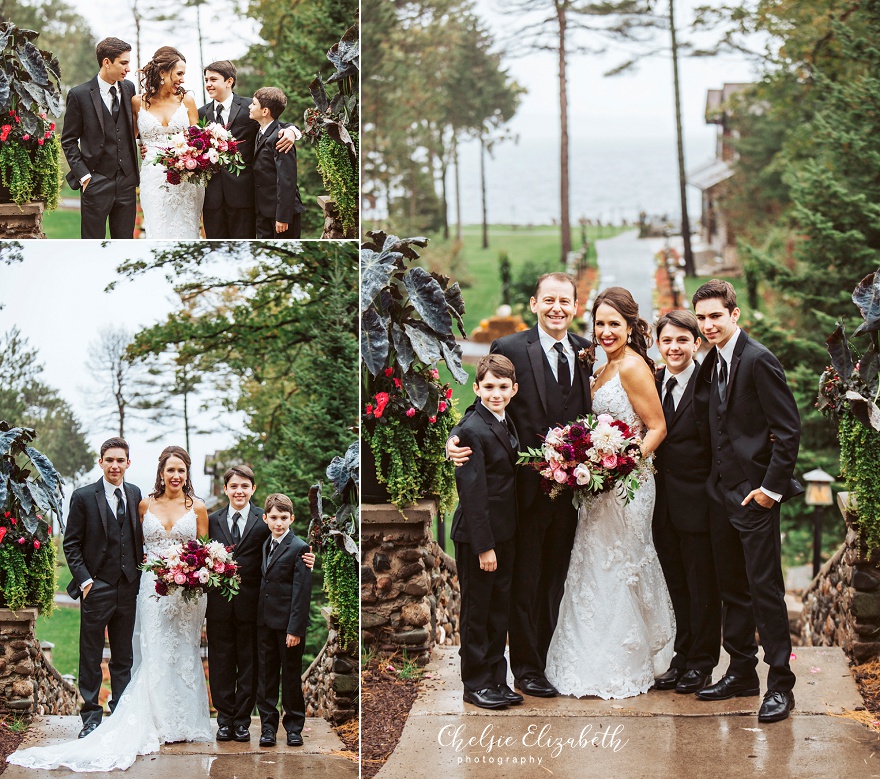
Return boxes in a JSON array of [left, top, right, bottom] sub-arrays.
[[256, 493, 312, 747], [248, 87, 305, 238], [209, 467, 314, 742], [652, 310, 720, 695], [451, 354, 521, 710], [692, 280, 802, 723]]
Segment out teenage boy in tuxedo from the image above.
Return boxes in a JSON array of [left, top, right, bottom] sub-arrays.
[[451, 354, 522, 710], [651, 310, 721, 695], [249, 87, 305, 238], [692, 280, 802, 723], [256, 494, 312, 748], [208, 467, 314, 742]]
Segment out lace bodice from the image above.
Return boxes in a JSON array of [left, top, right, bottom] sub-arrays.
[[138, 103, 190, 160], [142, 508, 197, 560], [592, 373, 644, 433]]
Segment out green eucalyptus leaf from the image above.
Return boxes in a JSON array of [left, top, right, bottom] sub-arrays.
[[403, 267, 453, 336], [826, 324, 854, 381], [361, 307, 390, 377], [853, 270, 880, 336]]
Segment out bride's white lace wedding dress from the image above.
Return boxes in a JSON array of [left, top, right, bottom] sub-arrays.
[[8, 508, 212, 772], [545, 374, 675, 699], [138, 103, 205, 239]]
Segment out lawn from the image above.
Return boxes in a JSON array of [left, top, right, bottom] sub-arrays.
[[35, 607, 79, 678]]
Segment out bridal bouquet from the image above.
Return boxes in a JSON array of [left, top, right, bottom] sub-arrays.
[[141, 537, 241, 602], [153, 121, 245, 186], [518, 414, 648, 505]]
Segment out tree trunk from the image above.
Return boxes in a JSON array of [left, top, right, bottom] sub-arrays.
[[440, 146, 450, 241], [453, 132, 462, 242], [194, 2, 207, 105], [557, 0, 571, 265], [670, 0, 695, 276], [480, 132, 489, 249], [183, 389, 190, 452]]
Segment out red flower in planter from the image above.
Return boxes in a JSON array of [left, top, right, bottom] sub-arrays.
[[0, 527, 6, 544], [374, 392, 390, 418], [33, 540, 40, 549]]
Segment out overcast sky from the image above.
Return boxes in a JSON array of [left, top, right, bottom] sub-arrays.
[[0, 246, 245, 508]]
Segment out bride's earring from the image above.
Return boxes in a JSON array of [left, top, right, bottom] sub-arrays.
[[160, 478, 165, 488], [627, 332, 632, 344], [162, 78, 165, 84]]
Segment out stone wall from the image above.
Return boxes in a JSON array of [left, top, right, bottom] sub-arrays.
[[800, 493, 880, 663], [302, 607, 358, 724], [0, 203, 45, 239], [318, 196, 355, 240], [0, 608, 77, 719], [361, 500, 461, 665]]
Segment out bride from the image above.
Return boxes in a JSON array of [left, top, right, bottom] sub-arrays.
[[134, 47, 205, 239], [544, 286, 676, 699], [8, 446, 213, 772]]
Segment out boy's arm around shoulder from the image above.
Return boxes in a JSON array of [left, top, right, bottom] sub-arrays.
[[287, 537, 313, 638]]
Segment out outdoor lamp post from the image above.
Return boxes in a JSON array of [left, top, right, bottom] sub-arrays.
[[804, 468, 835, 577]]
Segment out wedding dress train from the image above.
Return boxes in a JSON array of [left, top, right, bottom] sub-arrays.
[[7, 509, 212, 772]]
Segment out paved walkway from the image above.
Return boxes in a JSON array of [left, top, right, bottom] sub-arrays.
[[5, 716, 357, 779], [376, 646, 879, 778]]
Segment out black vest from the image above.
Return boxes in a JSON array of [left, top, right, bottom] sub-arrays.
[[95, 498, 138, 585], [708, 377, 748, 488], [94, 100, 136, 179], [542, 352, 586, 428]]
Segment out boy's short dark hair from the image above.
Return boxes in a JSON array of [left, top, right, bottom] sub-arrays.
[[96, 38, 131, 67], [100, 437, 129, 458], [264, 493, 294, 515], [656, 309, 701, 341], [223, 464, 255, 485], [533, 272, 577, 301], [475, 354, 516, 384], [204, 60, 236, 87], [692, 279, 738, 313], [253, 87, 287, 120]]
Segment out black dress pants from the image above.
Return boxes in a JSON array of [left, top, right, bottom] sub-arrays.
[[256, 625, 306, 735], [79, 169, 137, 239], [207, 614, 259, 729]]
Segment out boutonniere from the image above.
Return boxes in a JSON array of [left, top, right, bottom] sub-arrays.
[[577, 347, 592, 368]]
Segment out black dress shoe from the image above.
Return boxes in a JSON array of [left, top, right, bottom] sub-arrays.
[[463, 687, 509, 709], [758, 690, 795, 723], [78, 722, 99, 739], [496, 683, 524, 705], [514, 676, 558, 698], [675, 669, 711, 694], [696, 674, 760, 701], [287, 732, 304, 747], [259, 731, 276, 747], [653, 666, 685, 690], [216, 724, 232, 741], [233, 724, 250, 742]]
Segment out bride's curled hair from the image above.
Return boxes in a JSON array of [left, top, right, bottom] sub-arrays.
[[589, 286, 655, 372], [151, 445, 195, 508], [140, 46, 186, 107]]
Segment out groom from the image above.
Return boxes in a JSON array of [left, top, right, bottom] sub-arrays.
[[63, 438, 142, 738], [61, 38, 139, 240], [198, 61, 300, 239], [448, 272, 592, 697]]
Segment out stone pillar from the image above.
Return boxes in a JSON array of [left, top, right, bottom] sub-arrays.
[[0, 202, 46, 239], [801, 492, 880, 662], [0, 608, 77, 719], [302, 607, 358, 724], [361, 499, 461, 665], [317, 196, 356, 240]]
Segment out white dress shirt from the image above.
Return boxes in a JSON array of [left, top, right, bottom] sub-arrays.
[[213, 95, 234, 124], [81, 478, 127, 589], [537, 326, 575, 385]]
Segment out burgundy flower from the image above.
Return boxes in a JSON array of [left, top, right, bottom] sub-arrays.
[[155, 580, 169, 596], [167, 169, 181, 185], [568, 424, 586, 440]]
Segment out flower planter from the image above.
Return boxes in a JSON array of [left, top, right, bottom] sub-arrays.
[[361, 439, 392, 505]]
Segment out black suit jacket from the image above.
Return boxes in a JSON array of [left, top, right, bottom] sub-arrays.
[[451, 403, 518, 554], [199, 94, 257, 210], [206, 503, 269, 622], [258, 531, 312, 636], [61, 76, 139, 190], [653, 362, 711, 533], [694, 331, 803, 501], [253, 119, 305, 223], [63, 478, 143, 599]]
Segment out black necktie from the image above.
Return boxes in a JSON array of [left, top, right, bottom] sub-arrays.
[[501, 417, 517, 450], [114, 487, 126, 526], [663, 375, 677, 426], [109, 85, 119, 120], [215, 103, 224, 125], [553, 342, 571, 395], [717, 356, 728, 404], [231, 511, 241, 545], [267, 539, 279, 565]]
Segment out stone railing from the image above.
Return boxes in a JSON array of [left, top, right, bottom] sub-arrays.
[[0, 202, 45, 239], [302, 607, 358, 724], [800, 493, 880, 663], [0, 608, 77, 719], [361, 499, 461, 665]]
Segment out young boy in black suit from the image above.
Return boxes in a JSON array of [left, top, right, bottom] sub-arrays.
[[451, 354, 521, 710], [248, 87, 305, 238], [256, 493, 312, 747]]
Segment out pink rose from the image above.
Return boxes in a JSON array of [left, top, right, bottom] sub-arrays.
[[184, 158, 198, 170], [601, 454, 617, 469], [214, 562, 225, 572], [218, 141, 228, 151], [596, 414, 613, 425], [553, 468, 568, 483], [174, 572, 187, 585]]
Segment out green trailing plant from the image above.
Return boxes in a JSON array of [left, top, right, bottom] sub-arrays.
[[361, 230, 468, 513], [308, 440, 358, 649], [0, 422, 63, 613], [819, 270, 880, 553], [315, 131, 357, 234], [0, 22, 63, 207]]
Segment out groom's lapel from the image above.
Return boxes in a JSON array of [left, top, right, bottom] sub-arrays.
[[526, 327, 549, 418], [568, 333, 590, 399], [726, 331, 748, 396], [89, 76, 105, 134]]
